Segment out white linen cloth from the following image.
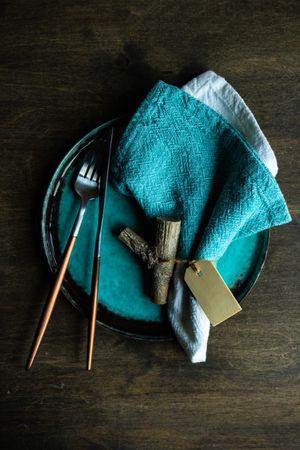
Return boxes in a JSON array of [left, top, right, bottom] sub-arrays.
[[168, 70, 278, 362]]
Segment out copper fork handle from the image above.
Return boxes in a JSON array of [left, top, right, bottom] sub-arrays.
[[26, 235, 77, 370]]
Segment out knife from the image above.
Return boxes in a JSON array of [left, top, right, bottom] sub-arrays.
[[87, 126, 114, 370]]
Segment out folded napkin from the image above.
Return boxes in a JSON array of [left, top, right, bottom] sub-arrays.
[[169, 71, 280, 362], [111, 80, 291, 360]]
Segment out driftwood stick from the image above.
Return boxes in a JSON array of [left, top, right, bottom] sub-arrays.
[[118, 227, 157, 269], [152, 217, 181, 305], [118, 217, 181, 305]]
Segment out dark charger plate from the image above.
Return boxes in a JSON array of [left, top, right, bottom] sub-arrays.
[[42, 117, 269, 340]]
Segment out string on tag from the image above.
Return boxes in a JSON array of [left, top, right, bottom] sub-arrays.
[[157, 257, 197, 267]]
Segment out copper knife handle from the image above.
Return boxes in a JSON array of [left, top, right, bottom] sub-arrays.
[[26, 235, 77, 370], [87, 255, 100, 371]]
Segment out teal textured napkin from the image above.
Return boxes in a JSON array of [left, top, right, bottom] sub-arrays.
[[111, 80, 291, 261]]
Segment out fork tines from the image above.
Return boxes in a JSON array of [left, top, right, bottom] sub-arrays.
[[80, 161, 100, 182]]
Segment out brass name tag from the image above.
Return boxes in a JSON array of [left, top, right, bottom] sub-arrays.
[[184, 260, 242, 326]]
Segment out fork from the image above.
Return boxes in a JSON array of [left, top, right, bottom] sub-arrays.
[[26, 157, 100, 370]]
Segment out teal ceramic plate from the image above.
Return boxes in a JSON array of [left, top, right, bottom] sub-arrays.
[[42, 117, 270, 340]]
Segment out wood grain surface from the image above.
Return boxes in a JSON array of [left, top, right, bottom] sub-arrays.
[[0, 1, 299, 449]]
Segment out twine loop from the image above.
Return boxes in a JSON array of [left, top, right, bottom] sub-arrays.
[[146, 252, 197, 269]]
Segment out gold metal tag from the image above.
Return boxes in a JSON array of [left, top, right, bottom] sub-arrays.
[[184, 260, 242, 326]]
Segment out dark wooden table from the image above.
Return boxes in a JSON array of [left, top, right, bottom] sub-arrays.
[[1, 1, 299, 449]]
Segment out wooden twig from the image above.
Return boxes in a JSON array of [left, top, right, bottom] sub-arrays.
[[152, 217, 181, 305], [118, 217, 181, 305], [118, 227, 157, 269]]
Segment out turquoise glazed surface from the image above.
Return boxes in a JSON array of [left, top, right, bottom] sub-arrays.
[[58, 174, 164, 322], [57, 168, 267, 323], [42, 119, 269, 338]]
